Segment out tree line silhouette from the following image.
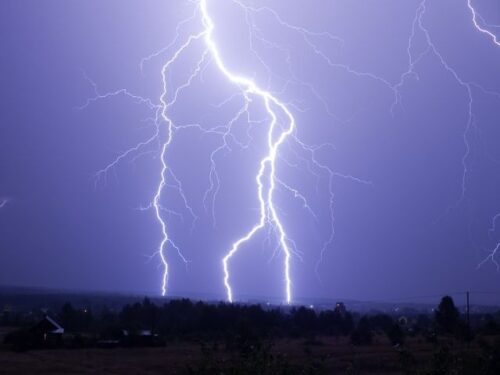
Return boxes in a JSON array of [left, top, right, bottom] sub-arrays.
[[4, 294, 497, 352], [5, 296, 500, 373]]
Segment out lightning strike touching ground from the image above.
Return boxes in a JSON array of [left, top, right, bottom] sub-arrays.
[[82, 0, 500, 301], [199, 0, 296, 304], [83, 0, 299, 301], [200, 0, 374, 302], [82, 0, 403, 303]]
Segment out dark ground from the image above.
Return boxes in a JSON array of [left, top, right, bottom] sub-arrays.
[[0, 329, 479, 375]]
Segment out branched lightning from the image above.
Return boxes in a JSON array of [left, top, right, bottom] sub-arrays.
[[466, 0, 500, 270], [154, 29, 208, 296], [82, 31, 208, 296], [83, 0, 500, 301], [197, 0, 296, 304], [466, 0, 500, 272], [396, 0, 500, 270], [467, 0, 500, 46], [82, 0, 391, 303]]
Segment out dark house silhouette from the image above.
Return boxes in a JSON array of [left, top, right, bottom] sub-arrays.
[[30, 316, 64, 345]]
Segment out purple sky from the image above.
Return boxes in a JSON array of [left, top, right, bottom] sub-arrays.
[[1, 0, 500, 305]]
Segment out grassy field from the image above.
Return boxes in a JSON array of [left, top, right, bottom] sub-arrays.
[[0, 334, 460, 375]]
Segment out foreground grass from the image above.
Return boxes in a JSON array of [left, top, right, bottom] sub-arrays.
[[0, 335, 482, 375]]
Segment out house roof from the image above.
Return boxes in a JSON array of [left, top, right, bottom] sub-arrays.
[[44, 315, 64, 334]]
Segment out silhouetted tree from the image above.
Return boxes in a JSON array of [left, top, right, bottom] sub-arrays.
[[435, 296, 459, 334], [292, 307, 317, 333], [59, 303, 93, 332], [59, 302, 76, 329]]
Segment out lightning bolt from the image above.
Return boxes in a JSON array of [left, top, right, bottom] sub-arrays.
[[197, 0, 295, 304], [467, 0, 500, 46], [466, 1, 500, 271], [81, 34, 205, 296], [398, 0, 500, 270], [201, 1, 376, 302], [82, 0, 395, 303], [466, 0, 500, 270], [149, 0, 357, 303], [86, 0, 500, 301]]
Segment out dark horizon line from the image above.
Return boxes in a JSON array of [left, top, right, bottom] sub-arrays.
[[2, 283, 500, 308]]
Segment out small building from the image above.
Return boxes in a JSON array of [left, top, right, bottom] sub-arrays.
[[30, 316, 64, 344], [122, 329, 164, 347]]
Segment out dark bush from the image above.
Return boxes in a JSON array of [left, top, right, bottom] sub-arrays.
[[387, 322, 405, 345]]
